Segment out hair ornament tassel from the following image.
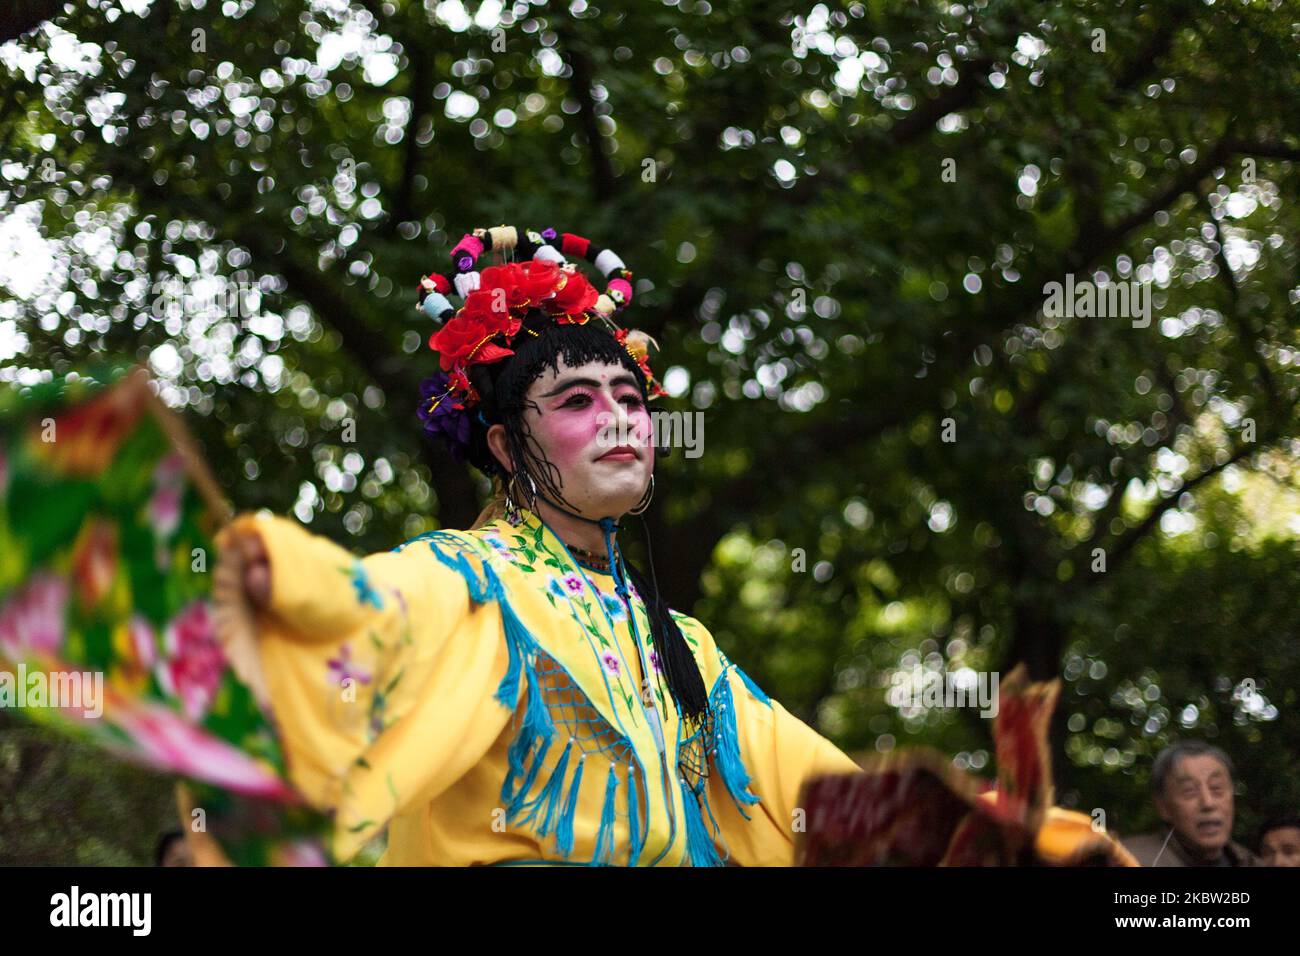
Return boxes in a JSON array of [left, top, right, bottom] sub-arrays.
[[420, 292, 455, 323], [418, 221, 666, 459], [560, 232, 591, 259], [533, 244, 567, 266], [607, 277, 633, 309], [453, 271, 481, 299], [487, 225, 518, 251], [450, 233, 485, 272], [593, 248, 625, 277]]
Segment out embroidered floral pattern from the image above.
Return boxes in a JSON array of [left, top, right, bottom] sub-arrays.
[[327, 643, 372, 690], [348, 560, 384, 609], [600, 591, 627, 622], [403, 512, 755, 866]]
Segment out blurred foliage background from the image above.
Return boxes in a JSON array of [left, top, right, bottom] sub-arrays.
[[1, 0, 1297, 863]]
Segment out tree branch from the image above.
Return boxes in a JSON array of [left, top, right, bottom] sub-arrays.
[[1102, 444, 1254, 574], [554, 25, 616, 204]]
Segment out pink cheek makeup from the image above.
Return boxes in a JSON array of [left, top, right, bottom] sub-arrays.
[[537, 403, 600, 472]]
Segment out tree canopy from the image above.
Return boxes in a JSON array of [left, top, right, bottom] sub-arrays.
[[1, 0, 1297, 861]]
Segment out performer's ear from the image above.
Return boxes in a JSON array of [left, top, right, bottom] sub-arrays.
[[485, 423, 513, 475]]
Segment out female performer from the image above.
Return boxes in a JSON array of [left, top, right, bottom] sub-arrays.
[[213, 224, 860, 866]]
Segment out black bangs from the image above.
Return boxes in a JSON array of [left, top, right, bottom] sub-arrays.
[[494, 315, 648, 413], [460, 313, 648, 483]]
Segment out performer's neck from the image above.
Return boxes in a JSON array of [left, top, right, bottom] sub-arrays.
[[532, 496, 619, 557]]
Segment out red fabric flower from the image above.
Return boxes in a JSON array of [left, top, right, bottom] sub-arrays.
[[544, 269, 599, 318], [430, 315, 514, 372], [479, 260, 562, 314]]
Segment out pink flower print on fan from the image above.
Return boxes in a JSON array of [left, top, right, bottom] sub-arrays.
[[105, 700, 298, 800], [327, 643, 372, 691], [146, 453, 187, 572], [129, 616, 157, 668], [0, 573, 68, 660], [153, 451, 186, 485], [155, 600, 226, 722], [148, 483, 181, 536]]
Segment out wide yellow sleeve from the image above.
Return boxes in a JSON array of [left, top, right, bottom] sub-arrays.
[[213, 514, 512, 862], [674, 616, 860, 867]]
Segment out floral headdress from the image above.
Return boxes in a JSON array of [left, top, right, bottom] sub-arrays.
[[416, 225, 665, 461]]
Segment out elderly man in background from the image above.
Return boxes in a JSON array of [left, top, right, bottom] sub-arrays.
[[1123, 740, 1256, 867]]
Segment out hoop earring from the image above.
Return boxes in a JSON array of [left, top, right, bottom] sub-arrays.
[[510, 469, 540, 517], [628, 474, 655, 515], [504, 471, 524, 525]]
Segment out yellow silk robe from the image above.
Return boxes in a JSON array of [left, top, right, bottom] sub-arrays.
[[215, 506, 860, 866]]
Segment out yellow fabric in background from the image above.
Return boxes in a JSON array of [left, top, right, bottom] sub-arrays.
[[219, 507, 859, 865]]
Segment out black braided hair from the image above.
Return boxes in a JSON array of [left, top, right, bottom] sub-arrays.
[[622, 538, 710, 728]]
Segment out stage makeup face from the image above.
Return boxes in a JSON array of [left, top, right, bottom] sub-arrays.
[[489, 356, 654, 523], [528, 356, 654, 518]]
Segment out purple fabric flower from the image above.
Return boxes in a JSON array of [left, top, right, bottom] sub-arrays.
[[417, 371, 472, 462]]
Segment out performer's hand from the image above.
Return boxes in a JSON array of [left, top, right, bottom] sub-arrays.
[[237, 528, 272, 610], [212, 520, 273, 708]]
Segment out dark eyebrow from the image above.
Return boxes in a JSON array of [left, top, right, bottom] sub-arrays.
[[538, 374, 641, 398]]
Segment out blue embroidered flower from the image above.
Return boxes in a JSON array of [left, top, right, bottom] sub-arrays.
[[482, 533, 514, 561], [547, 575, 568, 599], [600, 591, 627, 622], [350, 561, 384, 609]]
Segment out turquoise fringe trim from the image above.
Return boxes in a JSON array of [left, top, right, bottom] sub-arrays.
[[424, 534, 493, 603], [710, 666, 763, 821], [524, 737, 573, 836], [679, 778, 723, 867], [627, 763, 643, 867], [557, 755, 585, 858], [416, 532, 650, 866], [590, 763, 620, 865]]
